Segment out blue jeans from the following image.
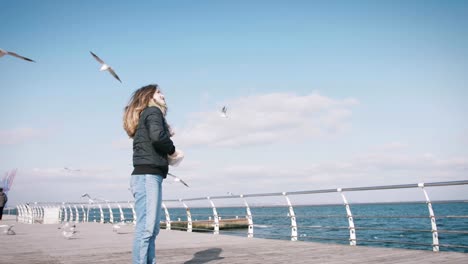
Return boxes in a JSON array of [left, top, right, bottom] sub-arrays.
[[130, 174, 163, 264]]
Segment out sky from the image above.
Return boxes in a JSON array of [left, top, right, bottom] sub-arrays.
[[1, 0, 467, 207]]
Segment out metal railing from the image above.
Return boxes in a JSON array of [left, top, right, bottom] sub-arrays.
[[15, 180, 468, 252]]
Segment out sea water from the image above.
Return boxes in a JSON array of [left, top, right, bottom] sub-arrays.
[[56, 201, 468, 253]]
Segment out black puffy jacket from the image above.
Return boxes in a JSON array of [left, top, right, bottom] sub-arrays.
[[132, 106, 175, 177]]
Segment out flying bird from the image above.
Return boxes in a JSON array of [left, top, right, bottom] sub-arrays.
[[64, 167, 81, 172], [167, 172, 189, 188], [0, 48, 35, 62], [90, 51, 122, 83], [220, 106, 228, 118], [81, 193, 107, 204]]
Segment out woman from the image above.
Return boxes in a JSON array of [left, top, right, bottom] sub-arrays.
[[123, 84, 180, 264]]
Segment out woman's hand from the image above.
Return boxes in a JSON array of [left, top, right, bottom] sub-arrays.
[[168, 149, 184, 167]]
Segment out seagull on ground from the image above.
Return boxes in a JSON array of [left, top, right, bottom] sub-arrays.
[[0, 48, 35, 62], [58, 222, 73, 230], [62, 228, 78, 239], [112, 222, 134, 234], [0, 224, 15, 235], [90, 51, 122, 83], [220, 106, 228, 118], [167, 173, 189, 188], [59, 222, 78, 239]]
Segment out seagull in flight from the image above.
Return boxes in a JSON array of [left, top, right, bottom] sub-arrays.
[[0, 48, 35, 62], [167, 173, 189, 188], [81, 193, 107, 204], [64, 167, 81, 172], [90, 51, 122, 83], [81, 193, 96, 204], [220, 106, 228, 118]]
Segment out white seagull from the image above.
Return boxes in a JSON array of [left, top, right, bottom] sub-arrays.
[[220, 106, 228, 118], [0, 224, 15, 235], [62, 228, 78, 239], [81, 193, 96, 204], [0, 48, 35, 62], [64, 167, 81, 172], [81, 193, 107, 204], [167, 172, 189, 188], [60, 222, 78, 239], [90, 51, 122, 83], [112, 222, 134, 234]]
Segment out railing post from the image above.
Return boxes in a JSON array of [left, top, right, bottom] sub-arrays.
[[27, 204, 33, 224], [63, 203, 68, 222], [117, 203, 125, 222], [74, 205, 80, 223], [59, 203, 63, 222], [418, 183, 439, 252], [129, 202, 136, 224], [179, 199, 192, 232], [338, 188, 356, 246], [240, 195, 254, 238], [207, 197, 220, 235], [25, 204, 30, 223], [162, 203, 171, 230], [33, 204, 38, 223], [80, 205, 86, 222], [86, 204, 91, 222], [283, 192, 297, 241], [39, 206, 44, 222], [16, 206, 21, 222], [21, 205, 26, 223], [68, 205, 73, 222], [107, 203, 114, 223], [98, 204, 104, 223], [24, 204, 29, 223]]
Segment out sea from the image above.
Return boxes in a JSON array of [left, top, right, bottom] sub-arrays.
[[163, 202, 468, 253], [12, 201, 468, 253]]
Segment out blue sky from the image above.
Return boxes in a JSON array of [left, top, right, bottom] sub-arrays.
[[1, 0, 467, 205]]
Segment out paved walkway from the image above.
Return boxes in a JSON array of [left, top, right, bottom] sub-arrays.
[[0, 215, 467, 264]]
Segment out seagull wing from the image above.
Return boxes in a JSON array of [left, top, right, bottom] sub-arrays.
[[167, 173, 189, 188], [90, 51, 105, 64], [7, 52, 35, 62], [178, 178, 189, 188], [108, 68, 122, 83]]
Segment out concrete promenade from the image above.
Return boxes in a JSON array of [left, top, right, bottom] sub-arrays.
[[0, 215, 467, 264]]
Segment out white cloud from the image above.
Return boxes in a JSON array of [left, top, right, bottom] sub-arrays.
[[373, 141, 408, 151], [175, 92, 358, 148], [0, 127, 49, 145], [6, 147, 468, 205], [161, 148, 468, 203], [7, 166, 133, 204]]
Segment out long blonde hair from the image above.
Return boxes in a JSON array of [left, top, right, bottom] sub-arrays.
[[123, 84, 166, 138]]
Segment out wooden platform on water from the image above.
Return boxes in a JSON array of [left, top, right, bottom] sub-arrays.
[[161, 218, 249, 230], [0, 215, 467, 264]]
